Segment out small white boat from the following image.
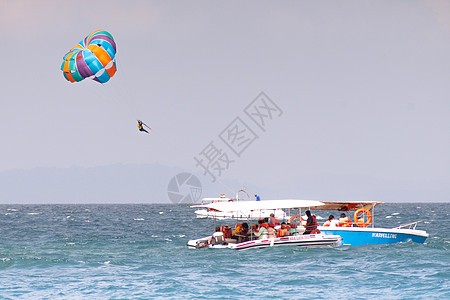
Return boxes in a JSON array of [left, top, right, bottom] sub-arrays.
[[192, 191, 287, 220], [187, 199, 343, 250]]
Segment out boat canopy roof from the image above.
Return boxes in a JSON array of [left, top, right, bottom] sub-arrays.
[[191, 199, 325, 212], [309, 201, 384, 211]]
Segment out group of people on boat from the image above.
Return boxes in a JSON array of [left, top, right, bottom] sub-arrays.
[[207, 211, 359, 245], [323, 213, 353, 227], [208, 211, 321, 245]]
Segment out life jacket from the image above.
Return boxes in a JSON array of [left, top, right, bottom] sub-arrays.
[[233, 223, 242, 235], [269, 217, 280, 226], [281, 224, 290, 236], [305, 215, 318, 231], [277, 228, 288, 237], [138, 122, 143, 130], [339, 217, 352, 227], [221, 225, 232, 239], [323, 220, 331, 227]]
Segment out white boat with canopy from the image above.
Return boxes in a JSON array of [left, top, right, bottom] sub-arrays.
[[192, 191, 287, 220], [187, 199, 342, 250]]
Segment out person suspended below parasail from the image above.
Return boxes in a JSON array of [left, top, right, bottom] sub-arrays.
[[137, 120, 151, 134]]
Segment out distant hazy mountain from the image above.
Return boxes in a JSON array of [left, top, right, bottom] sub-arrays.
[[0, 164, 173, 204], [1, 164, 445, 204], [0, 164, 269, 204]]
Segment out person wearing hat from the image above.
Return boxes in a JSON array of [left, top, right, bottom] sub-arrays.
[[268, 213, 280, 226]]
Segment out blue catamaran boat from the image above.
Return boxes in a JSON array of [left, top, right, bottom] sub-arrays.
[[311, 201, 429, 246]]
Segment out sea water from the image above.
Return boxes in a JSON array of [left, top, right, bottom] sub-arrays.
[[0, 203, 448, 299]]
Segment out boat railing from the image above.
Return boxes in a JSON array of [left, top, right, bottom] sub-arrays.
[[394, 220, 424, 230]]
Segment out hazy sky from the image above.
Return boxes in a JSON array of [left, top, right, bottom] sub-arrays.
[[1, 1, 449, 203]]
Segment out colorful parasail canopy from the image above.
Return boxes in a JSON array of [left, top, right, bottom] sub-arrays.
[[61, 30, 117, 84]]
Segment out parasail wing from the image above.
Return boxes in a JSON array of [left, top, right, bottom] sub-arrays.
[[61, 30, 117, 84]]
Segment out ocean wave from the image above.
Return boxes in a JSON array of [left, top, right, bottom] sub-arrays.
[[0, 203, 446, 298]]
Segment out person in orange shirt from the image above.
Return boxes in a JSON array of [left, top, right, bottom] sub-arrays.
[[339, 213, 353, 227], [268, 213, 280, 226]]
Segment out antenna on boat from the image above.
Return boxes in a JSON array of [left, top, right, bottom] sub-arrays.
[[236, 187, 250, 202]]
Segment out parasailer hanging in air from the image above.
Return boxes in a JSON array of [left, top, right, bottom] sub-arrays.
[[61, 30, 152, 134], [137, 120, 151, 134]]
